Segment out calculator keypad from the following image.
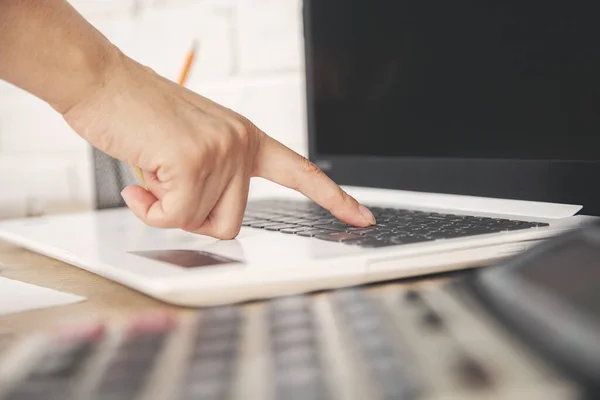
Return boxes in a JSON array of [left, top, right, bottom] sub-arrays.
[[0, 286, 578, 400]]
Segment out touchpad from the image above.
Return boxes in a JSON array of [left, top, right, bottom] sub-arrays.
[[131, 250, 240, 269]]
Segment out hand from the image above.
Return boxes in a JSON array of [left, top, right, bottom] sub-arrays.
[[63, 49, 376, 239]]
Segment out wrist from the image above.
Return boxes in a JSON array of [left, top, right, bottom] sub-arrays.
[[53, 42, 125, 115]]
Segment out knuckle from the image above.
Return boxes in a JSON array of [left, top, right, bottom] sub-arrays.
[[229, 117, 249, 138], [221, 130, 238, 154], [228, 119, 251, 152], [178, 147, 210, 181], [178, 143, 204, 165], [211, 119, 239, 156], [182, 216, 208, 232], [162, 203, 203, 231], [142, 65, 158, 75], [338, 189, 352, 204], [299, 157, 322, 175], [324, 189, 348, 211], [166, 213, 191, 229], [140, 213, 163, 228], [235, 117, 262, 149]]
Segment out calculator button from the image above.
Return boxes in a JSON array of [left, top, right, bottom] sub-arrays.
[[422, 310, 445, 330], [455, 355, 492, 389], [6, 323, 104, 400], [332, 288, 422, 399]]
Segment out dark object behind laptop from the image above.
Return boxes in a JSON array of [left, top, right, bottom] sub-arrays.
[[463, 218, 600, 395]]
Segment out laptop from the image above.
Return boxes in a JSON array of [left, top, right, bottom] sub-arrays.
[[1, 0, 599, 306]]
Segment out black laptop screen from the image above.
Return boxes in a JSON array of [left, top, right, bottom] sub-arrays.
[[308, 1, 600, 161]]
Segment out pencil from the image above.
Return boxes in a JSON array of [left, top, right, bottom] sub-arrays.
[[178, 39, 198, 86], [132, 40, 199, 189]]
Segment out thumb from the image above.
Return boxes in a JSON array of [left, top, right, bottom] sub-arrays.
[[121, 185, 164, 226]]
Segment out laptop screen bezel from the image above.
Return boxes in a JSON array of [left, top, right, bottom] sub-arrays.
[[302, 0, 600, 215]]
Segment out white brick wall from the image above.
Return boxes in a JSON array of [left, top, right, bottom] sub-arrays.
[[0, 0, 306, 218]]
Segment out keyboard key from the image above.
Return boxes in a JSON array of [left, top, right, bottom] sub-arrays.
[[258, 222, 294, 229], [346, 227, 378, 234], [308, 219, 338, 226], [248, 221, 272, 228], [313, 224, 348, 232], [314, 232, 364, 242], [273, 217, 306, 224], [279, 227, 310, 234], [423, 214, 448, 221], [264, 224, 297, 231], [532, 222, 550, 227], [392, 235, 433, 244], [296, 229, 336, 237]]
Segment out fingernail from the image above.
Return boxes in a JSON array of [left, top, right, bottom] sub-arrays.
[[120, 188, 132, 205], [359, 204, 376, 225]]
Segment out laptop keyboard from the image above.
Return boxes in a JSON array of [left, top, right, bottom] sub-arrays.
[[243, 200, 549, 248]]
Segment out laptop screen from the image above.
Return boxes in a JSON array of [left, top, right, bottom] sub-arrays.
[[304, 1, 600, 213]]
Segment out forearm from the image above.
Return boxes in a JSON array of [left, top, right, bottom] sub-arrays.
[[0, 0, 120, 113]]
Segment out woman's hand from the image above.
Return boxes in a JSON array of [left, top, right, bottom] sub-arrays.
[[0, 1, 374, 238], [63, 49, 376, 239]]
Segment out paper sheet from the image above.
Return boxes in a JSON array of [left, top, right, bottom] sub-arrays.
[[0, 277, 86, 316]]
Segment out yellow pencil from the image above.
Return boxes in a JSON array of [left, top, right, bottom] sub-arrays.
[[132, 40, 199, 189]]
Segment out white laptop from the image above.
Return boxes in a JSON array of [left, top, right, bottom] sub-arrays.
[[1, 1, 599, 306]]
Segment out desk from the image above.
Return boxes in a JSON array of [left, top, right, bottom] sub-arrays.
[[0, 239, 453, 348], [0, 240, 185, 346]]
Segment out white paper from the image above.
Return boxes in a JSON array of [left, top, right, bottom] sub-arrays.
[[0, 277, 86, 316]]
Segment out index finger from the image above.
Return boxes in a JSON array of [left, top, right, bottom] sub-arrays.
[[253, 135, 376, 227]]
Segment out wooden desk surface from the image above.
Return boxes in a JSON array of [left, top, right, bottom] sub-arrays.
[[0, 239, 452, 349], [0, 240, 186, 345]]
